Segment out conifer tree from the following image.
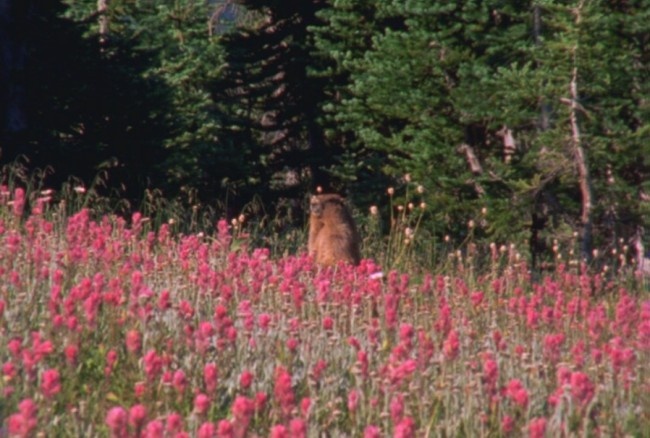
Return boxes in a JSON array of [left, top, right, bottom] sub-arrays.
[[213, 0, 334, 209]]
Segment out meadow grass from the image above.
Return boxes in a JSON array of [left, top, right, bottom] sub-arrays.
[[0, 178, 649, 437]]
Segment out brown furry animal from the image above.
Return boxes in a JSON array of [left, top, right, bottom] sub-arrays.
[[308, 194, 361, 266]]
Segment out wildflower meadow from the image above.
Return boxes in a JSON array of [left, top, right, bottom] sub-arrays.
[[1, 185, 649, 437]]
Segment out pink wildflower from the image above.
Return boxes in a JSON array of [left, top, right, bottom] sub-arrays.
[[105, 349, 118, 376], [7, 398, 38, 437], [239, 369, 254, 389], [64, 344, 79, 366], [134, 382, 146, 398], [143, 420, 164, 438], [12, 187, 25, 217], [501, 415, 514, 433], [394, 416, 415, 438], [197, 422, 216, 438], [274, 366, 295, 417], [443, 330, 460, 360], [3, 361, 17, 380], [232, 395, 255, 434], [322, 316, 334, 331], [258, 313, 272, 330], [125, 329, 142, 354], [482, 357, 499, 390], [166, 412, 183, 433], [255, 391, 268, 412], [543, 333, 565, 361], [470, 291, 484, 307], [570, 371, 595, 406], [172, 369, 187, 393], [204, 362, 219, 393], [106, 406, 128, 437], [41, 368, 61, 398], [364, 425, 382, 438], [347, 389, 360, 412], [128, 404, 147, 431], [389, 394, 404, 422], [505, 379, 528, 408], [217, 419, 234, 438], [269, 424, 288, 438], [289, 418, 307, 438], [194, 393, 211, 415], [300, 397, 312, 418], [286, 337, 299, 352], [399, 323, 414, 344], [528, 417, 547, 438]]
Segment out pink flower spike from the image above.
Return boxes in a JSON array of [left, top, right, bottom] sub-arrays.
[[125, 329, 142, 355], [204, 362, 219, 393], [8, 398, 38, 437], [501, 415, 514, 433], [443, 330, 460, 360], [528, 417, 547, 438], [269, 424, 288, 438], [41, 368, 61, 398], [128, 404, 147, 431], [194, 393, 211, 415], [105, 406, 128, 437], [347, 389, 360, 412], [505, 379, 528, 408], [166, 412, 183, 433], [390, 393, 404, 422], [364, 425, 381, 438], [197, 421, 216, 438], [289, 418, 307, 438], [394, 416, 415, 438], [172, 369, 187, 393], [239, 369, 253, 389], [143, 420, 164, 438], [217, 419, 234, 438]]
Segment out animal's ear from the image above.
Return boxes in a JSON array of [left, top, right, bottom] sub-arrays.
[[310, 196, 323, 216]]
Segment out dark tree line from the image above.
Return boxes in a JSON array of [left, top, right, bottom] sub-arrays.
[[1, 0, 649, 263]]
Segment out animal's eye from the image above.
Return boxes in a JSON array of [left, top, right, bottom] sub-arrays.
[[310, 202, 322, 214]]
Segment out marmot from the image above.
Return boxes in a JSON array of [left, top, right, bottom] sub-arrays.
[[308, 194, 361, 266]]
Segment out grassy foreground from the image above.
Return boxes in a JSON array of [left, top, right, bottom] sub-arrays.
[[0, 186, 649, 437]]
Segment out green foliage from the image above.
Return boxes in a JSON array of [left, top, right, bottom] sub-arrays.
[[313, 0, 650, 262]]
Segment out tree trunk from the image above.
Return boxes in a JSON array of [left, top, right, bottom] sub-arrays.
[[97, 0, 109, 46], [569, 1, 593, 262]]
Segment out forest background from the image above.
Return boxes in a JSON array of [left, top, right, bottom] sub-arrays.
[[1, 0, 649, 268]]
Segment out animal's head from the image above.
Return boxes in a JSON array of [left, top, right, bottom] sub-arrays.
[[310, 194, 345, 218]]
